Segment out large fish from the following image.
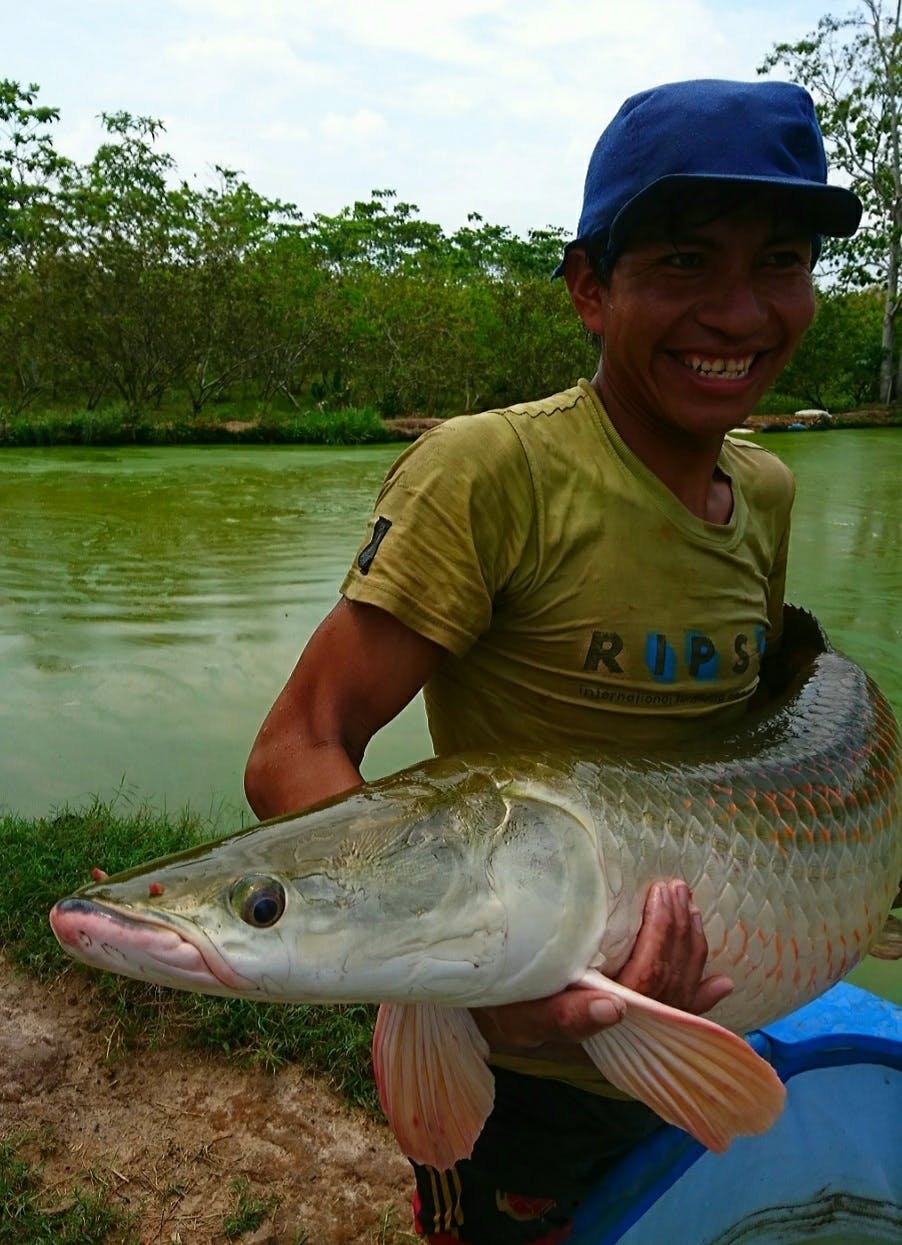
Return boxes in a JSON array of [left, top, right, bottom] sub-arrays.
[[50, 608, 902, 1171]]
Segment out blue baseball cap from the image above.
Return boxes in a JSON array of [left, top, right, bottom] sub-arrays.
[[554, 79, 862, 275]]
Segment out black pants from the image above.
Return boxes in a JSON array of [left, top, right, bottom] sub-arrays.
[[411, 1067, 662, 1244]]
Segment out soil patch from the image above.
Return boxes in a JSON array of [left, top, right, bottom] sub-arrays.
[[0, 957, 415, 1244]]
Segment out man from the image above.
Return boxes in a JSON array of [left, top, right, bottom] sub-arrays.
[[245, 80, 862, 1245]]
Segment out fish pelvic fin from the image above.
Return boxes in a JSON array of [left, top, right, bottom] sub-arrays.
[[372, 1002, 494, 1171], [578, 970, 785, 1153]]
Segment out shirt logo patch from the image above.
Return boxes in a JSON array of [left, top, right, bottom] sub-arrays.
[[357, 515, 392, 575]]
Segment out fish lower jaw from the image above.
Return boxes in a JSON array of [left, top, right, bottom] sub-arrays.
[[49, 899, 252, 993]]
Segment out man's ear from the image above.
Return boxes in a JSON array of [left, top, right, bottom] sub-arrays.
[[563, 248, 608, 336]]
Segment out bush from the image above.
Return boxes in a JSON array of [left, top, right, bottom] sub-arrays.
[[0, 403, 395, 447]]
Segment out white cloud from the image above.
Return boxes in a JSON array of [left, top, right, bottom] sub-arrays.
[[178, 0, 511, 64], [258, 120, 312, 144], [321, 109, 388, 146], [9, 0, 844, 235]]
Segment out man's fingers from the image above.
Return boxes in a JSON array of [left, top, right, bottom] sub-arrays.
[[693, 973, 735, 1015], [618, 880, 698, 1001], [517, 988, 626, 1042], [473, 988, 626, 1049], [614, 879, 730, 1014], [585, 994, 627, 1030], [473, 878, 736, 1051], [687, 903, 710, 974]]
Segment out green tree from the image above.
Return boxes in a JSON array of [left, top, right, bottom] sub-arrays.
[[51, 112, 192, 411], [169, 169, 300, 414], [446, 215, 568, 282], [0, 82, 73, 414], [779, 286, 884, 408], [479, 279, 594, 409], [0, 79, 71, 262], [760, 1, 902, 401], [345, 269, 480, 415], [251, 233, 348, 409], [0, 88, 590, 421], [302, 188, 445, 273]]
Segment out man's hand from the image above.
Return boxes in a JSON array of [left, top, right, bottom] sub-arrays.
[[472, 879, 734, 1059], [615, 879, 734, 1014]]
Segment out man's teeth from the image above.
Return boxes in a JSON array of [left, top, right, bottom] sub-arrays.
[[683, 355, 754, 378]]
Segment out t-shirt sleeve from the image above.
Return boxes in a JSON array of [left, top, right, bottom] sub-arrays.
[[341, 413, 534, 655]]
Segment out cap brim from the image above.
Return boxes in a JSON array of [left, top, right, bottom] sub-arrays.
[[608, 173, 862, 245], [551, 173, 861, 278]]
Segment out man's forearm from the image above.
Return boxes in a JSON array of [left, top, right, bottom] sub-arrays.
[[244, 735, 363, 820]]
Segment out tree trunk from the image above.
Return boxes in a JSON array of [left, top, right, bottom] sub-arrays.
[[881, 249, 897, 404], [867, 0, 902, 401]]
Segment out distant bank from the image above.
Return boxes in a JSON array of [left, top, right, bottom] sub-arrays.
[[1, 405, 899, 449]]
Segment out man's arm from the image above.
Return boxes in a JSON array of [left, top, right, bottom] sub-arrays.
[[244, 597, 445, 819]]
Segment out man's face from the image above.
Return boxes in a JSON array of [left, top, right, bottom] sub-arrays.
[[566, 204, 816, 446]]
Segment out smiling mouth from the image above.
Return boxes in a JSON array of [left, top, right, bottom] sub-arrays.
[[679, 354, 757, 380]]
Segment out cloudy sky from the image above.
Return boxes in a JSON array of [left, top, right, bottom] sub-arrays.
[[8, 0, 841, 238]]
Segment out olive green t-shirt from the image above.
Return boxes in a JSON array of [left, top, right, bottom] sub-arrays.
[[342, 379, 794, 756]]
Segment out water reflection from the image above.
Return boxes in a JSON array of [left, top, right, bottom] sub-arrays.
[[0, 445, 424, 824], [3, 434, 901, 812], [2, 434, 901, 817], [775, 429, 902, 710]]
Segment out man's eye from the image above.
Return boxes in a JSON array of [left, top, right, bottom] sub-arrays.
[[764, 249, 807, 268], [663, 251, 704, 270]]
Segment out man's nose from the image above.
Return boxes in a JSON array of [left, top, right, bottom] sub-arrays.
[[695, 274, 769, 337]]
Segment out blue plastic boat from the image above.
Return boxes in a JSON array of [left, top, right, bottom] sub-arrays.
[[570, 983, 902, 1244]]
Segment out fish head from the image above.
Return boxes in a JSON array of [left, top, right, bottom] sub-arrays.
[[50, 757, 603, 1004]]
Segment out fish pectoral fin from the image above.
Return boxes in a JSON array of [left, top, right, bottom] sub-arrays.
[[578, 971, 785, 1154], [869, 912, 902, 960], [372, 1001, 494, 1171]]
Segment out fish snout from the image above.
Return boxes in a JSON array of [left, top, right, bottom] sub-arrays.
[[49, 896, 260, 994], [49, 896, 156, 965], [49, 897, 98, 950]]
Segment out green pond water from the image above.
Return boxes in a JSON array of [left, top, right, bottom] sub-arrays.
[[1, 431, 900, 1004]]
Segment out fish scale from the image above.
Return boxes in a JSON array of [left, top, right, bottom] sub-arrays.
[[594, 673, 899, 1033]]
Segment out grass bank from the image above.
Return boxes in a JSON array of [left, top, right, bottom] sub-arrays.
[[0, 801, 378, 1111], [0, 401, 398, 448], [4, 395, 901, 449]]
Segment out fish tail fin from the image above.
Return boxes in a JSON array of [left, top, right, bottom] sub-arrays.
[[372, 1002, 494, 1170], [579, 971, 785, 1153]]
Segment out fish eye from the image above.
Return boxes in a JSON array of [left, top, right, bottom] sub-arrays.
[[230, 876, 286, 928]]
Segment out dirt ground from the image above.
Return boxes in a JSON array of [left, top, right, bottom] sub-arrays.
[[0, 956, 416, 1244]]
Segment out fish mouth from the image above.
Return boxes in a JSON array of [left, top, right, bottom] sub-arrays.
[[49, 897, 257, 994]]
